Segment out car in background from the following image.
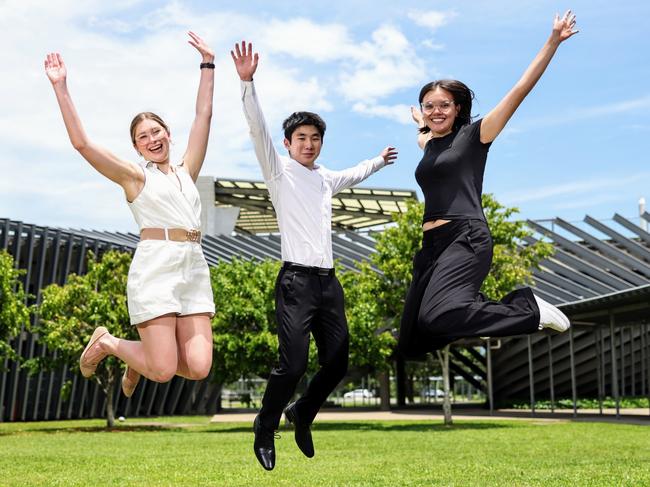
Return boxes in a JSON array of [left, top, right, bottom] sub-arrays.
[[422, 388, 446, 398], [343, 388, 374, 399]]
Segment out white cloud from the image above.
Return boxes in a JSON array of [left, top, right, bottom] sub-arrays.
[[421, 39, 445, 50], [352, 103, 413, 125], [407, 10, 456, 31], [338, 25, 427, 101], [0, 2, 441, 230], [260, 18, 355, 62], [502, 172, 650, 205], [510, 95, 650, 132]]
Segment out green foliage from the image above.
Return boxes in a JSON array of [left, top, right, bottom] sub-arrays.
[[337, 200, 422, 373], [338, 195, 552, 378], [34, 250, 136, 372], [0, 250, 30, 362], [338, 261, 395, 372], [369, 199, 424, 323], [480, 194, 554, 300], [210, 258, 280, 385], [31, 250, 136, 426], [511, 396, 650, 410]]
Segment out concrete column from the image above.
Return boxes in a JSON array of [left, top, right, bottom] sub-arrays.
[[197, 176, 240, 236]]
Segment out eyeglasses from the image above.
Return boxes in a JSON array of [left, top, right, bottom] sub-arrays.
[[420, 101, 455, 113]]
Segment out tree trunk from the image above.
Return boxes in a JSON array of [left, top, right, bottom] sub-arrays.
[[396, 358, 406, 407], [437, 346, 453, 426], [406, 373, 415, 404], [377, 370, 391, 411], [105, 382, 115, 428]]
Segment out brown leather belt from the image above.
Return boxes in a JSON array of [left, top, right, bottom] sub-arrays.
[[140, 228, 202, 243]]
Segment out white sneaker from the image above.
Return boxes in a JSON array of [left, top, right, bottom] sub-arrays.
[[534, 295, 570, 332]]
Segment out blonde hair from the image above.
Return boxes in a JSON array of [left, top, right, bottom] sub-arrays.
[[129, 112, 170, 145]]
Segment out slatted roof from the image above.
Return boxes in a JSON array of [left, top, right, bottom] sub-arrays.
[[4, 209, 649, 315], [213, 178, 417, 234], [1, 220, 377, 274], [525, 212, 650, 308]]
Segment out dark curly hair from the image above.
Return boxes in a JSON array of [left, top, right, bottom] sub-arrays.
[[418, 80, 475, 134], [282, 111, 326, 141]]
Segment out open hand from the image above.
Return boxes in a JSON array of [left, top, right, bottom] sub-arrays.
[[552, 10, 578, 43], [231, 40, 259, 81], [410, 106, 424, 128], [380, 146, 398, 165], [188, 31, 214, 62], [44, 52, 67, 85]]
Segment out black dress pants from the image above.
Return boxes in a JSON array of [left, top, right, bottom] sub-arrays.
[[398, 219, 540, 358], [258, 263, 349, 430]]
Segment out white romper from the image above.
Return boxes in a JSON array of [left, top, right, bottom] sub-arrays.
[[126, 162, 215, 325]]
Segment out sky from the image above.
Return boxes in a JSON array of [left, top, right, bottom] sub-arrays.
[[1, 0, 648, 234]]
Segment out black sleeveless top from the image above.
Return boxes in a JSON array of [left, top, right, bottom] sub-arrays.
[[415, 119, 491, 223]]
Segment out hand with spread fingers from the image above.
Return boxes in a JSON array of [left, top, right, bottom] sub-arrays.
[[380, 146, 398, 165], [231, 40, 259, 81], [552, 9, 579, 43], [187, 30, 214, 63]]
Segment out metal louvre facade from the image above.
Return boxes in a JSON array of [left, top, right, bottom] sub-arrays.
[[491, 213, 650, 408], [0, 218, 376, 421], [2, 208, 650, 420]]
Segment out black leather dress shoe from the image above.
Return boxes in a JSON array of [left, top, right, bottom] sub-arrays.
[[284, 402, 314, 458], [253, 415, 276, 471]]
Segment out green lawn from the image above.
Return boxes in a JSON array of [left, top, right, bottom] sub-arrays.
[[1, 416, 648, 486]]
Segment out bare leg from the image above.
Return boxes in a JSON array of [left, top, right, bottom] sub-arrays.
[[175, 313, 213, 380], [98, 314, 179, 383]]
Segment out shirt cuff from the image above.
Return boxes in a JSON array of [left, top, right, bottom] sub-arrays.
[[240, 79, 254, 95], [370, 155, 386, 171]]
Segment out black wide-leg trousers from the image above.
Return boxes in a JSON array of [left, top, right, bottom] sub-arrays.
[[258, 264, 349, 430], [398, 219, 540, 358]]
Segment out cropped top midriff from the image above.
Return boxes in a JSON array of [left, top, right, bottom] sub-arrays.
[[415, 119, 492, 224]]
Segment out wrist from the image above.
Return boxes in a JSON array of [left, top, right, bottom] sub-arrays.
[[51, 79, 68, 91], [201, 55, 215, 63], [547, 33, 562, 48]]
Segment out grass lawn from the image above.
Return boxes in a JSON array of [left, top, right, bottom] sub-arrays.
[[1, 416, 649, 486]]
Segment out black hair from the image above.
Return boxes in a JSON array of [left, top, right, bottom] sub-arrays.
[[282, 111, 326, 141], [418, 80, 475, 134]]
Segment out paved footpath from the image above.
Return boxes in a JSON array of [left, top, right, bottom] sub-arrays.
[[211, 408, 650, 426]]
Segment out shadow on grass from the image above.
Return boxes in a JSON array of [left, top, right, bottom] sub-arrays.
[[211, 421, 518, 434], [0, 425, 186, 436], [0, 420, 523, 436]]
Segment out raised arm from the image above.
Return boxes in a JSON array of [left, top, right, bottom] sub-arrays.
[[44, 53, 142, 200], [411, 106, 432, 151], [231, 41, 283, 182], [480, 10, 578, 144], [182, 31, 215, 181], [329, 146, 397, 195]]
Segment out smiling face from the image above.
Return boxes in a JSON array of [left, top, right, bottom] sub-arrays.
[[420, 87, 461, 137], [283, 124, 322, 168], [132, 118, 171, 163]]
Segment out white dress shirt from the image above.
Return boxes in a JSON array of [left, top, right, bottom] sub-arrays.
[[241, 80, 387, 268]]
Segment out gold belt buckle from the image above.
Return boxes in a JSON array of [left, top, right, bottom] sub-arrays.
[[186, 229, 201, 243]]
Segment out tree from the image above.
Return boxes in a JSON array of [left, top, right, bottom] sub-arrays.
[[210, 258, 279, 409], [30, 250, 137, 427], [0, 250, 30, 364], [339, 261, 396, 409], [480, 193, 554, 299], [364, 196, 552, 424]]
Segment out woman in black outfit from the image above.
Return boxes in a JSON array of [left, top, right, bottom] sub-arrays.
[[399, 11, 578, 358]]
